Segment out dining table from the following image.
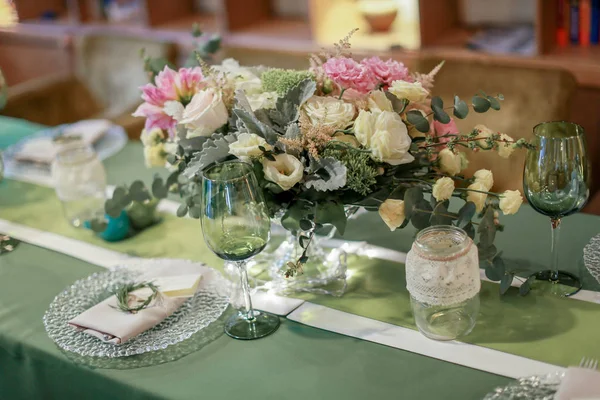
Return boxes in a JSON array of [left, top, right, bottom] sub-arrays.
[[1, 115, 599, 400]]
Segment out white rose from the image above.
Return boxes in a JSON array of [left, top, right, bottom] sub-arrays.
[[368, 90, 393, 112], [332, 134, 360, 147], [466, 182, 488, 213], [229, 133, 272, 161], [432, 177, 455, 202], [247, 91, 278, 111], [378, 199, 405, 231], [262, 154, 303, 191], [140, 127, 164, 147], [143, 143, 166, 168], [303, 96, 355, 129], [216, 58, 262, 94], [498, 133, 515, 158], [499, 190, 523, 215], [473, 169, 494, 191], [165, 89, 229, 139], [474, 124, 494, 148], [369, 111, 414, 166], [389, 80, 429, 104], [438, 148, 463, 176], [354, 109, 376, 147]]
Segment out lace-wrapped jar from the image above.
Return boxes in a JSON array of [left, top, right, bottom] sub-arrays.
[[406, 225, 480, 340]]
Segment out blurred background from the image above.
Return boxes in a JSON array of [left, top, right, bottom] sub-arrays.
[[1, 0, 599, 212]]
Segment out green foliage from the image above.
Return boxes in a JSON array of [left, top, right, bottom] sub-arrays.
[[453, 95, 469, 119], [261, 69, 315, 96], [322, 143, 378, 196], [182, 132, 239, 179], [268, 79, 317, 128], [385, 91, 409, 114], [304, 157, 348, 192], [500, 273, 514, 295], [406, 110, 430, 133], [431, 96, 451, 124]]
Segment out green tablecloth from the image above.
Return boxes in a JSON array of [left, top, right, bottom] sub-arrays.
[[1, 117, 600, 399]]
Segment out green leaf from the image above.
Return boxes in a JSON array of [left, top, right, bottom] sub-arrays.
[[478, 206, 497, 247], [432, 104, 451, 124], [152, 176, 168, 199], [105, 198, 123, 218], [411, 199, 432, 230], [431, 96, 443, 109], [519, 276, 534, 296], [176, 204, 188, 217], [281, 201, 311, 233], [430, 202, 453, 225], [453, 95, 469, 119], [478, 244, 498, 261], [89, 218, 108, 233], [182, 132, 239, 179], [316, 201, 347, 235], [384, 91, 409, 114], [406, 110, 430, 133], [304, 157, 347, 192], [188, 206, 201, 219], [497, 93, 505, 101], [500, 273, 514, 294], [129, 180, 152, 202], [472, 96, 491, 113], [233, 109, 279, 144], [487, 96, 501, 111], [457, 202, 476, 228], [485, 260, 504, 281], [299, 219, 313, 231], [299, 235, 310, 249], [403, 187, 424, 219], [201, 35, 221, 55], [463, 222, 475, 239]]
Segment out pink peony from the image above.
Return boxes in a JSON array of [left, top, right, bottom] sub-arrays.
[[433, 118, 459, 144], [322, 57, 377, 94], [133, 66, 206, 135], [361, 56, 411, 87]]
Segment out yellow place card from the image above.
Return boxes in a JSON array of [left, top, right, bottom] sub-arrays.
[[153, 274, 202, 298]]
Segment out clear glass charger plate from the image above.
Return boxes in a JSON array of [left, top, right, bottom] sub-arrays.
[[483, 372, 565, 400], [43, 258, 230, 358], [583, 233, 600, 284]]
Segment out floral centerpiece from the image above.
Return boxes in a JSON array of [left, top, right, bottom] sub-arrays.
[[132, 31, 531, 292]]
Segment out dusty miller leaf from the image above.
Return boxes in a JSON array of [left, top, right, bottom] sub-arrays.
[[182, 132, 239, 179], [233, 108, 279, 144], [304, 157, 348, 192]]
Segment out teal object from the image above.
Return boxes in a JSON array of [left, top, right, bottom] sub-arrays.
[[87, 211, 130, 242]]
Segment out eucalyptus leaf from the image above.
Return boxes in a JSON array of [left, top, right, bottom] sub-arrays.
[[430, 202, 453, 225], [431, 96, 443, 109], [176, 204, 188, 217], [316, 201, 347, 235], [472, 96, 491, 113], [500, 273, 514, 294], [403, 187, 424, 220], [188, 206, 202, 219], [406, 110, 430, 133], [105, 198, 123, 218], [453, 95, 469, 119], [299, 235, 310, 249], [299, 219, 313, 231], [384, 91, 409, 114], [457, 202, 476, 228], [463, 222, 475, 239], [487, 96, 501, 111], [152, 177, 168, 199], [478, 244, 498, 261], [478, 206, 497, 247], [485, 262, 504, 281], [89, 218, 108, 233], [281, 201, 311, 233], [411, 199, 432, 230], [432, 104, 451, 124], [519, 276, 534, 296]]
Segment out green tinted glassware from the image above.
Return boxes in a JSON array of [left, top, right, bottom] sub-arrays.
[[201, 160, 280, 339], [523, 121, 591, 296]]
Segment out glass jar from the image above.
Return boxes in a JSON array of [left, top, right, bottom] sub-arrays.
[[406, 225, 480, 341], [51, 143, 107, 228]]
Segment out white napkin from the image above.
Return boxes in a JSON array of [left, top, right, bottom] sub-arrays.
[[555, 367, 600, 400]]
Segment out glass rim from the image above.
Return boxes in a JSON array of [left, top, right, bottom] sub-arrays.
[[532, 120, 585, 139], [413, 225, 471, 261], [55, 143, 96, 165], [201, 160, 254, 182]]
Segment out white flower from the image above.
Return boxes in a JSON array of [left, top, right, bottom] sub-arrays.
[[262, 154, 304, 191], [165, 88, 229, 138], [163, 141, 179, 171], [368, 90, 393, 112], [474, 124, 494, 148], [229, 133, 272, 161], [498, 133, 515, 158], [438, 149, 463, 176], [473, 169, 494, 191], [378, 199, 405, 231], [354, 109, 377, 147], [466, 182, 488, 213], [303, 96, 355, 129], [247, 91, 278, 111], [332, 134, 360, 147], [432, 177, 455, 202], [216, 58, 262, 94], [389, 80, 429, 104], [140, 127, 165, 147], [369, 111, 415, 166], [499, 190, 523, 215], [143, 143, 166, 168]]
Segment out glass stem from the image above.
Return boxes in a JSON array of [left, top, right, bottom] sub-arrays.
[[550, 218, 561, 281], [236, 261, 255, 321]]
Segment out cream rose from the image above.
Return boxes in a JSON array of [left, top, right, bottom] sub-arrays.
[[247, 91, 278, 111], [303, 96, 355, 129], [353, 109, 376, 147], [332, 134, 360, 147], [474, 124, 494, 148], [229, 133, 272, 161], [262, 154, 304, 191], [432, 177, 455, 202], [368, 90, 393, 112], [473, 169, 494, 191], [165, 88, 229, 138], [498, 133, 515, 158], [378, 199, 405, 231], [499, 190, 523, 215], [140, 127, 164, 147], [466, 182, 488, 213], [216, 58, 262, 94], [143, 143, 166, 168], [389, 80, 429, 104], [369, 111, 415, 166], [438, 148, 463, 176]]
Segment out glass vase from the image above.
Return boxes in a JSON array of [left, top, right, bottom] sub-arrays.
[[406, 225, 480, 341]]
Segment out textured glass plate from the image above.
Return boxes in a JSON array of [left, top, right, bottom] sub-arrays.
[[483, 372, 564, 400], [583, 234, 600, 284], [43, 259, 230, 358]]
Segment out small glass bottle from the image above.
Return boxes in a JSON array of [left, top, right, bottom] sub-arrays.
[[51, 143, 107, 228], [406, 225, 480, 341]]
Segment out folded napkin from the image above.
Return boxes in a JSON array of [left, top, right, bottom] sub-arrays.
[[68, 273, 202, 344], [555, 367, 600, 400]]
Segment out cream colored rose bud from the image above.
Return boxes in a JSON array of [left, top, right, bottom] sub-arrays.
[[499, 190, 523, 215], [466, 182, 488, 213], [473, 169, 494, 191], [432, 177, 455, 202], [438, 148, 463, 176], [497, 133, 515, 158], [378, 199, 405, 231]]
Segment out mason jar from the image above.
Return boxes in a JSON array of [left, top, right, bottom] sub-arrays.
[[51, 143, 107, 228], [406, 225, 480, 340]]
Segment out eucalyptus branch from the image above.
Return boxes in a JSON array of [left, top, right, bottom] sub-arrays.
[[112, 281, 160, 314], [454, 187, 502, 197], [419, 136, 515, 149], [414, 208, 480, 226]]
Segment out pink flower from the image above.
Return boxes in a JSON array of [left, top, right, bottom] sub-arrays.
[[433, 118, 458, 144], [361, 57, 411, 87], [322, 57, 377, 94], [133, 66, 206, 135]]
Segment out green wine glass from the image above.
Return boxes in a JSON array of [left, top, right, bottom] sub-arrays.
[[523, 121, 591, 296], [201, 160, 280, 339]]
